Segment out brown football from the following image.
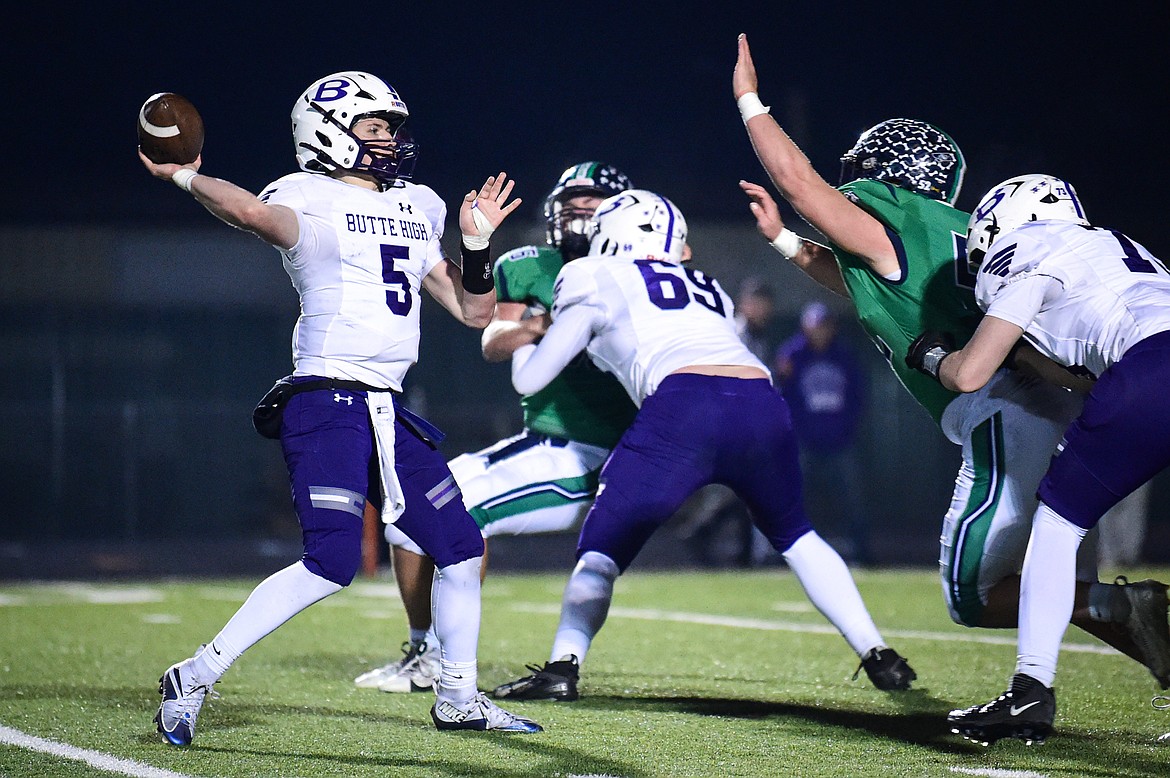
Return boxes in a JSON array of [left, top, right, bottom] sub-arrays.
[[137, 92, 204, 165]]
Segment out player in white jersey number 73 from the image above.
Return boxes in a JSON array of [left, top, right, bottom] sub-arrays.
[[908, 174, 1170, 745]]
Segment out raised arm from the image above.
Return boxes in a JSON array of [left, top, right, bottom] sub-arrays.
[[733, 34, 897, 278], [739, 180, 849, 297], [424, 173, 521, 329], [139, 152, 299, 249]]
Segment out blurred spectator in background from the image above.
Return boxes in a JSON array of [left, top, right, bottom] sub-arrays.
[[775, 302, 872, 565], [734, 276, 778, 363], [1097, 480, 1151, 569], [681, 277, 779, 566]]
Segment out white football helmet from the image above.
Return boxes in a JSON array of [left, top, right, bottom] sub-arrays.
[[291, 71, 418, 186], [967, 174, 1088, 270], [588, 190, 688, 263]]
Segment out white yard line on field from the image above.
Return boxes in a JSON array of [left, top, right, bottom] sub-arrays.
[[0, 725, 199, 778], [510, 603, 1121, 656], [950, 767, 1051, 778]]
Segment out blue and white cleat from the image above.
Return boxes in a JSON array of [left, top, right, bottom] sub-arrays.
[[154, 659, 216, 746], [431, 692, 543, 733]]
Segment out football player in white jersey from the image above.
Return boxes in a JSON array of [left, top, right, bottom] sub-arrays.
[[358, 163, 637, 695], [491, 190, 916, 702], [139, 71, 542, 742], [907, 174, 1170, 745]]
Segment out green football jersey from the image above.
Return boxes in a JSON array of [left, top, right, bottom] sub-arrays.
[[493, 245, 638, 448], [830, 179, 984, 425]]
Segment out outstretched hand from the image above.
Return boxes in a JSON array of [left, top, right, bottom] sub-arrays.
[[138, 149, 201, 182], [733, 33, 759, 99], [460, 172, 521, 241], [739, 180, 784, 241]]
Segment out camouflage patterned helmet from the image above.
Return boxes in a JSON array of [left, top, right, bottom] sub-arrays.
[[840, 119, 966, 205], [543, 162, 633, 259]]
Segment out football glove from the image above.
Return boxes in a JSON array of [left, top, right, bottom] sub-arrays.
[[905, 331, 955, 381]]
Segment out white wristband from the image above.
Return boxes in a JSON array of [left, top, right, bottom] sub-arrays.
[[172, 168, 198, 193], [769, 228, 802, 259], [462, 202, 493, 250], [737, 92, 770, 123]]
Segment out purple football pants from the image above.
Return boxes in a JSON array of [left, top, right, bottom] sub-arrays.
[[281, 386, 483, 585], [1039, 330, 1170, 529], [578, 373, 813, 572]]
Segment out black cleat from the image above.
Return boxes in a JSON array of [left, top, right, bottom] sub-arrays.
[[491, 656, 579, 701], [948, 673, 1055, 746], [1116, 576, 1170, 689], [855, 647, 917, 691]]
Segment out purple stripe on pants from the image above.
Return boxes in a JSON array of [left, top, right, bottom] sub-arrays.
[[282, 387, 481, 583]]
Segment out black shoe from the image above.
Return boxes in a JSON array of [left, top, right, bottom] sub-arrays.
[[1115, 576, 1170, 689], [948, 674, 1056, 746], [491, 656, 579, 701], [854, 647, 916, 691]]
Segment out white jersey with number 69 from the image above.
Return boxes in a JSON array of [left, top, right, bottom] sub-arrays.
[[551, 256, 767, 405], [259, 172, 448, 390], [975, 220, 1170, 378]]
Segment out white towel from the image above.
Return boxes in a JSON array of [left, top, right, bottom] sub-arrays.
[[366, 391, 406, 523]]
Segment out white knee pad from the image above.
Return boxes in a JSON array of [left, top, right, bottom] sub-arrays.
[[571, 551, 620, 593]]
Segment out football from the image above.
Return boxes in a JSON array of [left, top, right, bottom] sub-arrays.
[[137, 92, 204, 165]]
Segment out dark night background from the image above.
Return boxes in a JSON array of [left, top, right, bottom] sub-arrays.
[[2, 3, 1166, 242], [1, 3, 1168, 574]]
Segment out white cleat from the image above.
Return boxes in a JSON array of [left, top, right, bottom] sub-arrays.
[[354, 640, 440, 693], [431, 692, 543, 732]]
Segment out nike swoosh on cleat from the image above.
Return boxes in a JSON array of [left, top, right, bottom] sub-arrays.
[[1009, 701, 1041, 716]]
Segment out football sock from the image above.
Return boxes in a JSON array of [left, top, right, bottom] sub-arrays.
[[1017, 502, 1088, 687], [436, 659, 477, 703], [782, 531, 884, 656], [192, 561, 342, 683], [550, 551, 620, 666], [431, 557, 482, 699]]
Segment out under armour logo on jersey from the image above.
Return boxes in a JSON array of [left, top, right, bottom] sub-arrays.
[[399, 203, 413, 213], [334, 393, 353, 405]]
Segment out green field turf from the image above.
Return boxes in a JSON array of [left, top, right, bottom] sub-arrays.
[[2, 568, 1168, 777]]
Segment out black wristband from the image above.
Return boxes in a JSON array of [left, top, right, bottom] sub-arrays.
[[460, 242, 493, 295]]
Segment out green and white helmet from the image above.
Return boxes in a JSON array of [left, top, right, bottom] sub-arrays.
[[543, 162, 633, 260]]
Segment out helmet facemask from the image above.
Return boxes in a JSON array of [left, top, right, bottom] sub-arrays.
[[349, 114, 418, 188], [549, 199, 601, 261]]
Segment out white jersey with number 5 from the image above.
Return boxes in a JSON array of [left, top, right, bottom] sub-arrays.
[[259, 172, 447, 390], [551, 256, 767, 405], [975, 221, 1170, 378]]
